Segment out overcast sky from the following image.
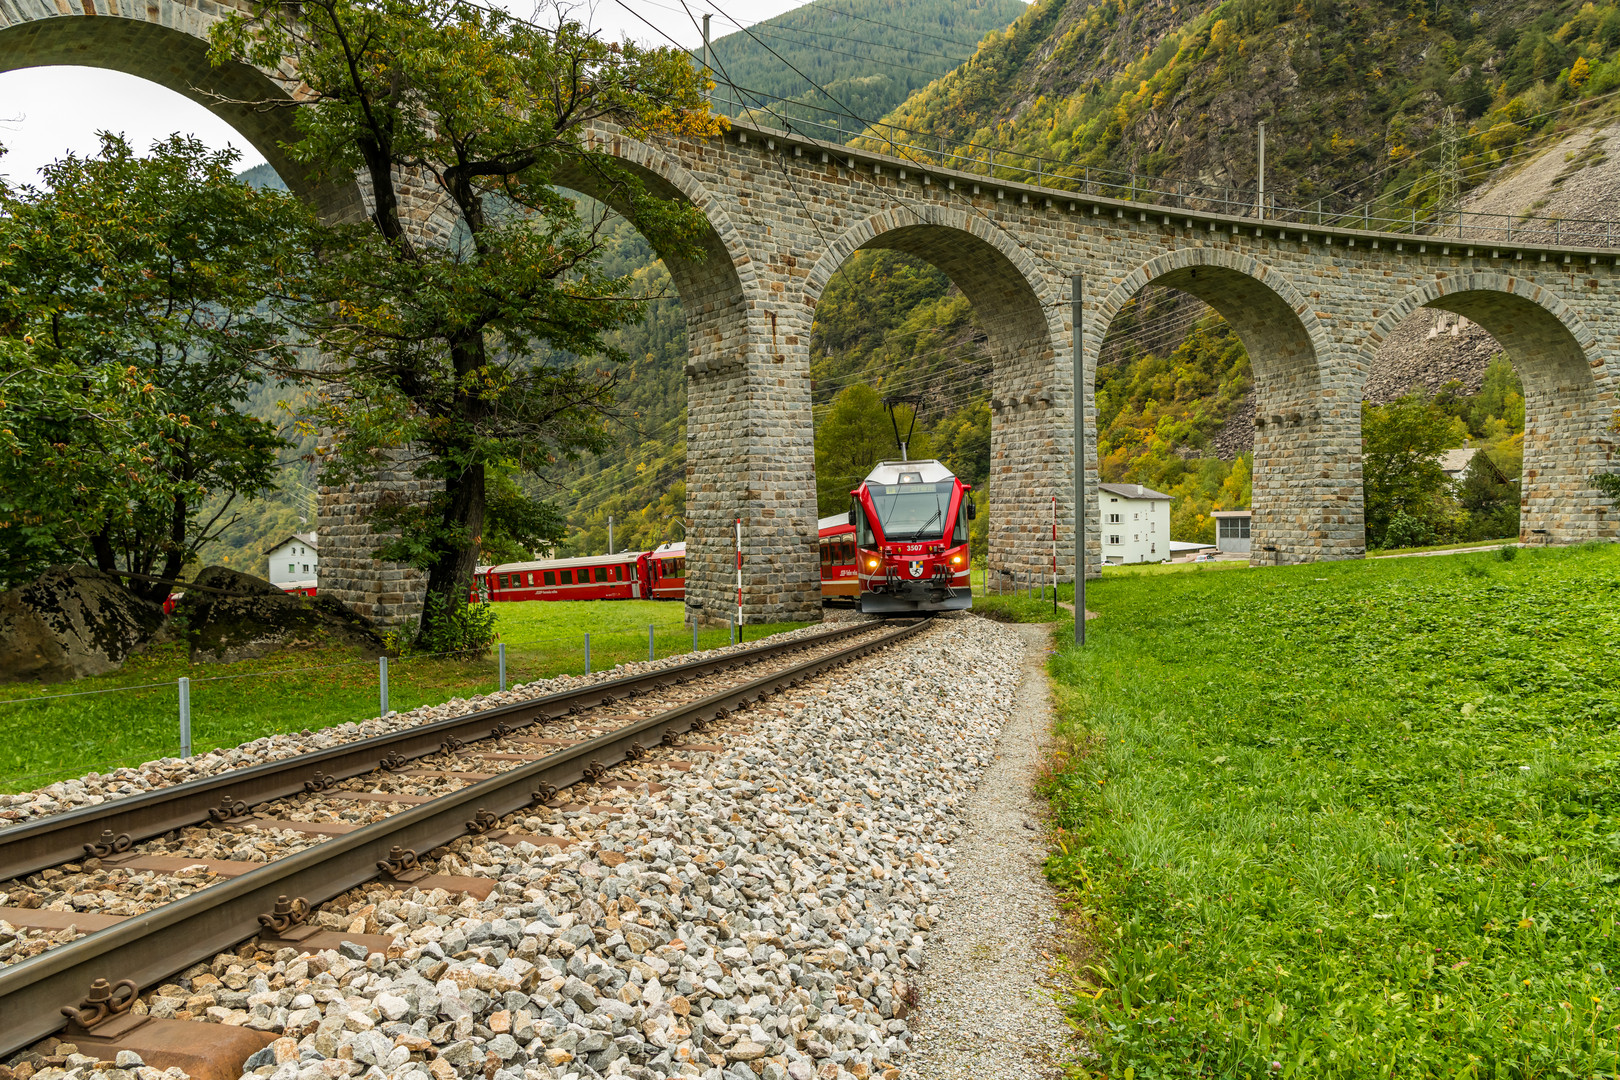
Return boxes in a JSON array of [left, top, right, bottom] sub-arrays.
[[0, 0, 811, 183]]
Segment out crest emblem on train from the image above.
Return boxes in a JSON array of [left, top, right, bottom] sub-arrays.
[[908, 561, 924, 578]]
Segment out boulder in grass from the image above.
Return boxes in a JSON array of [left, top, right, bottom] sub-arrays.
[[0, 564, 166, 683], [177, 566, 388, 664]]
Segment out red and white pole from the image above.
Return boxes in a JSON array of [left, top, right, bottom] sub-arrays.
[[735, 517, 743, 626]]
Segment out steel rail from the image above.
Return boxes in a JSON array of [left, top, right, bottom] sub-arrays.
[[0, 617, 930, 1056], [0, 621, 881, 883]]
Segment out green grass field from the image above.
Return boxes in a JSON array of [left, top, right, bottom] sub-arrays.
[[0, 601, 807, 794], [1045, 543, 1620, 1078]]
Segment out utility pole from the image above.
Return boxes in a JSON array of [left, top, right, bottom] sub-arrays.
[[1437, 106, 1460, 238], [702, 14, 713, 107], [1072, 273, 1086, 647], [607, 515, 614, 555], [1257, 121, 1266, 221]]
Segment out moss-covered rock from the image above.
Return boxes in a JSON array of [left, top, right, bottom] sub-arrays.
[[0, 565, 166, 683], [177, 567, 387, 663]]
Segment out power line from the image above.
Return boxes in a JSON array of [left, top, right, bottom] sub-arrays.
[[621, 0, 972, 63], [813, 2, 1000, 51]]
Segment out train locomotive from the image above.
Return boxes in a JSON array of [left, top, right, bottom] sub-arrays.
[[848, 459, 973, 614]]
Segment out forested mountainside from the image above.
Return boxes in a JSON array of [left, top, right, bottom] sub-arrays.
[[864, 0, 1620, 217], [705, 0, 1027, 140]]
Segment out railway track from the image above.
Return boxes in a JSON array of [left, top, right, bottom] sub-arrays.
[[0, 616, 932, 1061]]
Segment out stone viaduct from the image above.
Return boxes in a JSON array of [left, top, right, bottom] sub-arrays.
[[6, 0, 1618, 627]]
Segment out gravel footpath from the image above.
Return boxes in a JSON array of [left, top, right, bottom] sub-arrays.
[[897, 623, 1081, 1079]]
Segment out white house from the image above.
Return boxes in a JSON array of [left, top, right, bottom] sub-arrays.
[[266, 532, 319, 587], [1099, 483, 1172, 564]]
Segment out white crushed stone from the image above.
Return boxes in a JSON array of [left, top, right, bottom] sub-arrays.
[[0, 621, 869, 826], [71, 615, 1029, 1080]]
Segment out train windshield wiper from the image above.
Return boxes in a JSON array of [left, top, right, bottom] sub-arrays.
[[903, 506, 943, 541]]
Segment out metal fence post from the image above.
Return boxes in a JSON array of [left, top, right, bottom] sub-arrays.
[[498, 642, 506, 691], [378, 656, 389, 717], [693, 623, 699, 654], [584, 632, 591, 674], [649, 623, 655, 662], [178, 677, 191, 759], [730, 619, 736, 646]]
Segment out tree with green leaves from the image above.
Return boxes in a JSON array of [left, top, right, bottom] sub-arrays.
[[1362, 393, 1457, 548], [209, 0, 719, 641], [814, 384, 934, 515], [0, 136, 306, 597]]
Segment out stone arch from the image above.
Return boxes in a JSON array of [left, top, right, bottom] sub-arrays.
[[1362, 274, 1617, 543], [555, 132, 786, 622], [0, 6, 365, 222], [803, 204, 1067, 587], [1095, 247, 1361, 564]]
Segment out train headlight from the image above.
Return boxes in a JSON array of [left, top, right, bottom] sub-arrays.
[[950, 554, 962, 565], [866, 558, 880, 570]]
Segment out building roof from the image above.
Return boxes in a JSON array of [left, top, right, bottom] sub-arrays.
[[1210, 509, 1251, 518], [1438, 447, 1479, 475], [1098, 482, 1172, 501], [264, 531, 318, 556], [1168, 540, 1216, 552]]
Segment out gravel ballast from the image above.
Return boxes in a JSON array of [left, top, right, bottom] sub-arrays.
[[8, 614, 1081, 1080], [0, 621, 869, 826]]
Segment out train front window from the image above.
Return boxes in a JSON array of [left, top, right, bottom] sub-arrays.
[[868, 481, 955, 542]]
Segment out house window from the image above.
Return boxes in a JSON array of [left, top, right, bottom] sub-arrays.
[[1108, 513, 1120, 524], [1151, 543, 1156, 554], [288, 562, 296, 574], [1218, 517, 1252, 539], [1150, 522, 1155, 533], [1134, 512, 1140, 521], [1108, 534, 1121, 545], [303, 564, 310, 573]]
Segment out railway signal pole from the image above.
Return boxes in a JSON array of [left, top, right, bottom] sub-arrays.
[[1072, 272, 1085, 647]]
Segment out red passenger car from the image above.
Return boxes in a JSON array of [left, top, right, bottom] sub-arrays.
[[481, 550, 644, 601], [643, 542, 686, 600], [819, 514, 859, 600], [848, 459, 973, 614]]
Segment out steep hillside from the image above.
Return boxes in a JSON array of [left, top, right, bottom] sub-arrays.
[[705, 0, 1027, 139], [864, 0, 1620, 218]]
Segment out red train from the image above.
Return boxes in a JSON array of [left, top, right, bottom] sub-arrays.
[[848, 459, 973, 614], [472, 526, 862, 606]]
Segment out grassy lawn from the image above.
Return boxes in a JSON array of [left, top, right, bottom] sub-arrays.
[[0, 601, 807, 795], [1045, 543, 1620, 1078]]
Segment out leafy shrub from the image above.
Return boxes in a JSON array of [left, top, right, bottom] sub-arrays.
[[1498, 542, 1519, 560], [387, 594, 497, 659], [1381, 508, 1435, 548]]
